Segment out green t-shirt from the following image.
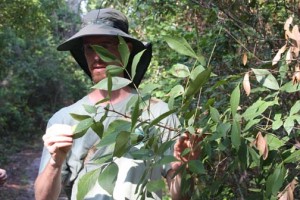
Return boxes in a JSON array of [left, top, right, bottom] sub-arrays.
[[38, 91, 180, 200]]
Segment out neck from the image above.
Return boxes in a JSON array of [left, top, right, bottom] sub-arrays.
[[88, 86, 132, 105]]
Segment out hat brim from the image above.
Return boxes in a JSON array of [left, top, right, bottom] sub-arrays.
[[57, 24, 152, 88]]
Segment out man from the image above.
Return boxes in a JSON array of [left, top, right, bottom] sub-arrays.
[[35, 8, 199, 200]]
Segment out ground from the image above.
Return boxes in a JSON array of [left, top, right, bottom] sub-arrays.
[[0, 141, 67, 200], [0, 144, 41, 200]]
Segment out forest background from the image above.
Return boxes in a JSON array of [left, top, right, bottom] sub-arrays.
[[0, 0, 300, 199]]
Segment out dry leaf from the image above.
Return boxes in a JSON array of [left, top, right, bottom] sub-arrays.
[[284, 17, 293, 31], [291, 25, 300, 53], [285, 17, 294, 40], [243, 72, 251, 96], [290, 46, 299, 57], [278, 179, 298, 200], [272, 44, 287, 65], [251, 132, 268, 160], [242, 53, 247, 66], [292, 64, 300, 85], [286, 48, 292, 64]]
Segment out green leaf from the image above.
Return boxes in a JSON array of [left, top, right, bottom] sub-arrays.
[[280, 81, 300, 93], [184, 67, 211, 97], [231, 120, 241, 150], [266, 134, 285, 150], [118, 36, 130, 67], [98, 162, 119, 195], [148, 109, 177, 127], [92, 77, 132, 91], [70, 113, 91, 121], [131, 97, 140, 131], [77, 168, 101, 200], [73, 118, 94, 139], [289, 100, 300, 116], [105, 65, 124, 76], [283, 150, 300, 163], [131, 49, 146, 80], [83, 104, 97, 114], [252, 68, 279, 90], [242, 98, 278, 121], [272, 113, 283, 130], [92, 45, 119, 63], [283, 115, 295, 134], [243, 118, 261, 132], [155, 155, 177, 166], [266, 165, 286, 197], [188, 160, 206, 174], [210, 106, 220, 122], [164, 36, 198, 59], [156, 140, 175, 155], [113, 131, 131, 157], [146, 179, 165, 192], [170, 63, 190, 78], [230, 84, 240, 117], [210, 123, 231, 141], [91, 121, 104, 139]]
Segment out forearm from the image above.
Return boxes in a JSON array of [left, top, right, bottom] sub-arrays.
[[35, 161, 62, 200], [167, 169, 189, 200]]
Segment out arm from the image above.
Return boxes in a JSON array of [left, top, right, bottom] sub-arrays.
[[167, 132, 204, 200], [35, 124, 73, 200]]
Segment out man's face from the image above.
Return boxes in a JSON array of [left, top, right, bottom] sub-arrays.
[[83, 36, 123, 83]]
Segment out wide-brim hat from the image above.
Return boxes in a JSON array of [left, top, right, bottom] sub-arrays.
[[57, 8, 152, 88]]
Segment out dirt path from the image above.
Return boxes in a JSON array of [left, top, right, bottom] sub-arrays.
[[0, 147, 41, 200]]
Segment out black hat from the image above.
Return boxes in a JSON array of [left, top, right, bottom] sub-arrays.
[[57, 8, 152, 87]]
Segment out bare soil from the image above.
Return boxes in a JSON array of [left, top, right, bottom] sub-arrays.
[[0, 146, 41, 200]]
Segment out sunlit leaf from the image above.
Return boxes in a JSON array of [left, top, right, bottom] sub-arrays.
[[118, 36, 130, 67], [105, 65, 124, 76], [131, 50, 146, 80], [210, 106, 220, 122], [272, 114, 283, 130], [266, 133, 286, 150], [290, 100, 300, 116], [92, 45, 119, 63], [242, 98, 278, 121], [92, 77, 132, 91], [231, 120, 241, 149], [252, 68, 279, 90], [73, 118, 94, 139], [283, 150, 300, 163], [230, 84, 240, 117], [170, 63, 190, 78], [77, 168, 101, 200], [283, 115, 295, 134], [83, 104, 97, 114], [98, 162, 119, 195], [184, 67, 211, 97], [163, 36, 198, 59]]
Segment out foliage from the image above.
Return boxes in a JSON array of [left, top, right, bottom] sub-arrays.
[[71, 0, 300, 199], [1, 0, 300, 199], [0, 0, 90, 163]]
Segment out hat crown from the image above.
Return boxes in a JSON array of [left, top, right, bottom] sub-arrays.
[[82, 8, 129, 34]]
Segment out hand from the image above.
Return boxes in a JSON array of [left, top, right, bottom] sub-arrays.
[[43, 124, 74, 167], [172, 130, 206, 171], [0, 168, 7, 186]]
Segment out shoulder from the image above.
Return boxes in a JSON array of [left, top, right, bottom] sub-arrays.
[[48, 95, 91, 126]]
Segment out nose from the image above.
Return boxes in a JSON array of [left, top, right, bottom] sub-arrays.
[[93, 53, 100, 61]]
